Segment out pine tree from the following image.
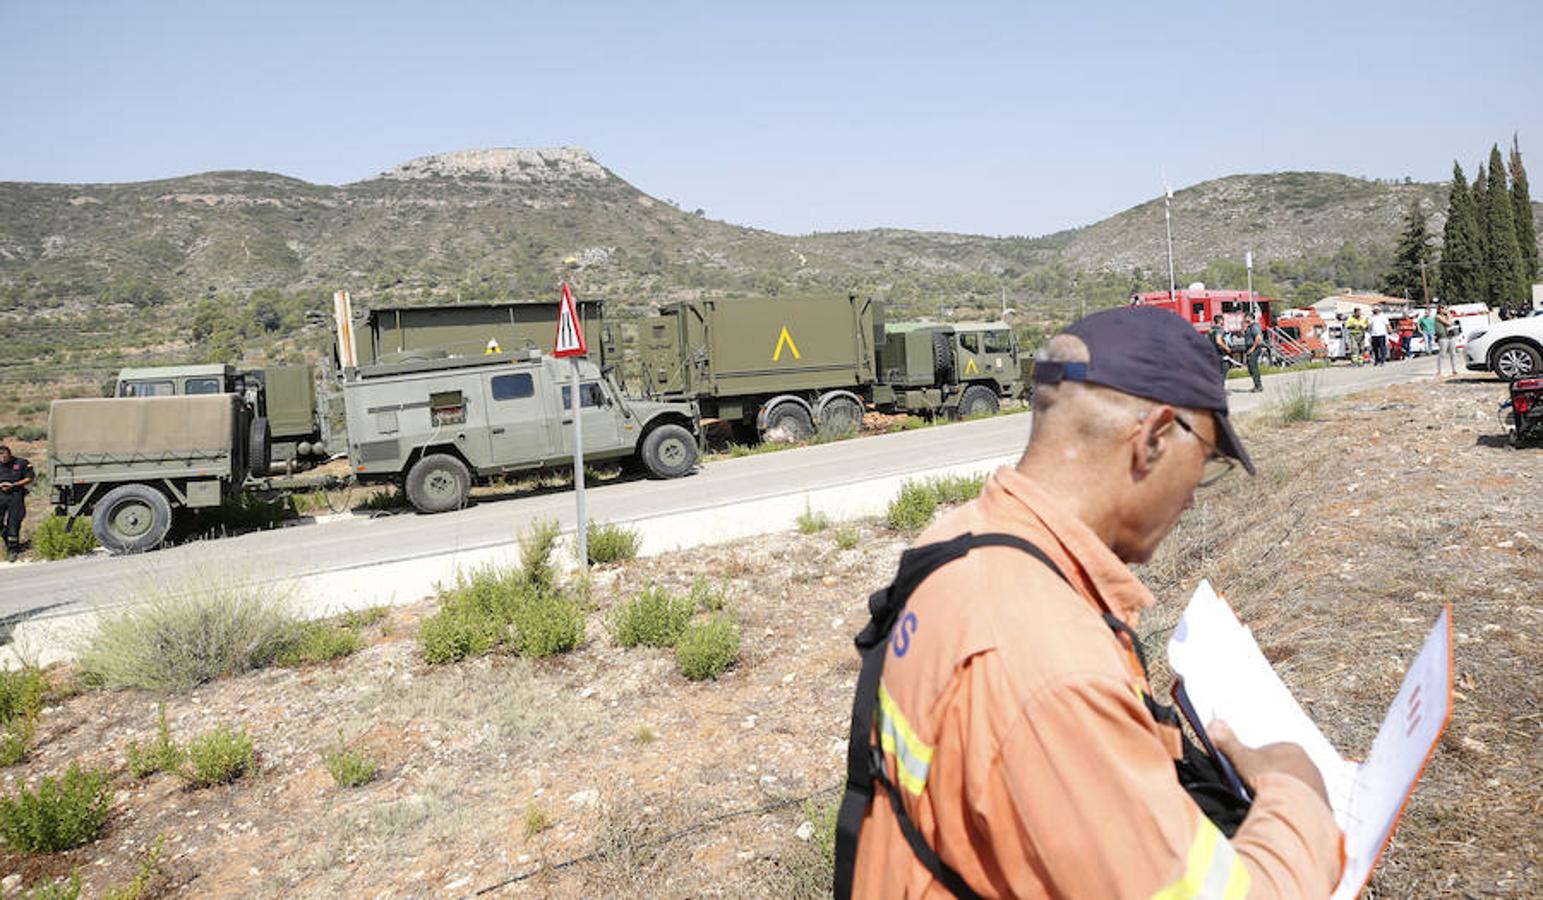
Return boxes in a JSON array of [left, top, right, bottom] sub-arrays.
[[1483, 144, 1525, 311], [1471, 162, 1491, 303], [1510, 135, 1540, 286], [1440, 162, 1482, 303], [1383, 202, 1433, 302]]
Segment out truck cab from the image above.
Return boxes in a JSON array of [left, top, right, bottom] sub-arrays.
[[342, 350, 699, 513]]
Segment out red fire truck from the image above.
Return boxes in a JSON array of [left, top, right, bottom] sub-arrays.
[[1130, 289, 1316, 365]]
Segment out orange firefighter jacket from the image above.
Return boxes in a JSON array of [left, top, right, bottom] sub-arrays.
[[851, 466, 1342, 898]]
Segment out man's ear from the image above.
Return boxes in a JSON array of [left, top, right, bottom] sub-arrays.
[[1132, 405, 1176, 478]]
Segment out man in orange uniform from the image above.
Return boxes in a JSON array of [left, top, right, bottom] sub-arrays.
[[844, 307, 1341, 897]]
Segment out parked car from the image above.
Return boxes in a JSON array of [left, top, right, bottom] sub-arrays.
[[1465, 315, 1543, 380]]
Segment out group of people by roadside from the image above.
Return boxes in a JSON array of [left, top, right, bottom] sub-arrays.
[[1208, 312, 1268, 392], [1344, 305, 1460, 374]]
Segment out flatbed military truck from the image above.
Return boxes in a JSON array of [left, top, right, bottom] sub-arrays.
[[638, 295, 1026, 440]]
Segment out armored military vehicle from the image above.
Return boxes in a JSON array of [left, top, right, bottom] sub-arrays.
[[341, 347, 699, 512], [638, 296, 1026, 440]]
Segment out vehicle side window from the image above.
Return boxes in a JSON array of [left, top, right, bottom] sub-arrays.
[[560, 383, 605, 409], [184, 378, 221, 395], [1192, 302, 1206, 318], [491, 373, 535, 400], [984, 330, 1012, 353], [959, 333, 982, 354], [122, 380, 174, 397]]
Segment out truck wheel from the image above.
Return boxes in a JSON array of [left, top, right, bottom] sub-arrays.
[[762, 402, 813, 442], [960, 384, 1000, 418], [404, 453, 471, 514], [640, 424, 698, 479], [92, 484, 173, 554], [1491, 342, 1541, 381], [818, 395, 864, 435], [932, 331, 956, 383], [248, 417, 272, 476]]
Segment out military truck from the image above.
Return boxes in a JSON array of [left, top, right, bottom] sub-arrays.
[[340, 347, 699, 512], [114, 363, 334, 472], [48, 393, 267, 553], [347, 299, 613, 366], [638, 296, 1026, 440]]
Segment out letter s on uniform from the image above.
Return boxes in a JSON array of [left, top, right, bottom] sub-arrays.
[[891, 611, 918, 658]]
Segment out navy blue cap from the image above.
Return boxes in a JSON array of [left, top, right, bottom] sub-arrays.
[[1032, 306, 1255, 475]]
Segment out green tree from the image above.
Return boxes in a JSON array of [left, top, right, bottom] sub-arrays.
[[1483, 144, 1526, 311], [1382, 203, 1434, 302], [1439, 162, 1483, 303], [1471, 162, 1491, 303], [1509, 135, 1539, 286]]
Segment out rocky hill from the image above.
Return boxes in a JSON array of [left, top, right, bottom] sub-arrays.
[[0, 147, 1537, 386]]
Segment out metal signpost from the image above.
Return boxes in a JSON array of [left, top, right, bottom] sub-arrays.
[[553, 282, 589, 568]]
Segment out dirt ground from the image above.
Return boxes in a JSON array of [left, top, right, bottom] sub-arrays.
[[0, 375, 1537, 897]]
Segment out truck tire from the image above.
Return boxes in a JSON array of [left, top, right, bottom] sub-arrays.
[[639, 423, 698, 479], [247, 417, 272, 476], [960, 384, 1000, 418], [817, 394, 864, 435], [92, 483, 173, 554], [1491, 341, 1541, 381], [932, 331, 956, 383], [404, 453, 471, 514], [762, 401, 813, 442]]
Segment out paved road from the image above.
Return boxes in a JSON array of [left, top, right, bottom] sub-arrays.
[[0, 359, 1438, 623]]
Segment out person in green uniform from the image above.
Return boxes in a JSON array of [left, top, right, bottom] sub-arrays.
[[1207, 314, 1230, 377], [1244, 313, 1264, 392]]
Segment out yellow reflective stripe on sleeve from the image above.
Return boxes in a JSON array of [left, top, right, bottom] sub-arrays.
[[876, 682, 934, 795], [1152, 818, 1251, 900]]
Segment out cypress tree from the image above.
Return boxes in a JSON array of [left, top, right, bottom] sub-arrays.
[[1440, 162, 1482, 303], [1484, 144, 1525, 311], [1510, 135, 1540, 285], [1471, 162, 1490, 302], [1383, 202, 1432, 302]]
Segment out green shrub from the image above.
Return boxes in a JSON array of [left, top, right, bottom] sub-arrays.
[[0, 762, 113, 852], [886, 481, 940, 532], [103, 834, 165, 900], [30, 516, 97, 560], [192, 492, 295, 533], [795, 502, 830, 534], [523, 803, 551, 837], [0, 667, 46, 726], [1, 424, 46, 442], [610, 585, 694, 649], [677, 615, 741, 681], [1277, 374, 1321, 424], [833, 526, 860, 551], [508, 593, 584, 658], [518, 519, 563, 589], [79, 577, 296, 691], [125, 704, 182, 779], [339, 606, 388, 630], [180, 726, 254, 786], [0, 716, 36, 767], [689, 576, 728, 612], [274, 622, 360, 667], [419, 606, 500, 665], [928, 473, 987, 504], [586, 521, 641, 564], [323, 742, 378, 788]]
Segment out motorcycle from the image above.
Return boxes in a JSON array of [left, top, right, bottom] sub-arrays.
[[1501, 377, 1543, 446]]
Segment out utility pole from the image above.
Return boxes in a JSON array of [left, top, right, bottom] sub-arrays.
[[1246, 250, 1256, 318], [1164, 178, 1177, 302], [1419, 259, 1431, 307]]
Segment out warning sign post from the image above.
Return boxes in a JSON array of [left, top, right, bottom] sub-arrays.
[[553, 282, 590, 568]]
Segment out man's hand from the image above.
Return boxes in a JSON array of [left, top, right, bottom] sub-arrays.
[[1209, 720, 1330, 809]]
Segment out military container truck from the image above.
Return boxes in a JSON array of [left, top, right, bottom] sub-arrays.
[[638, 296, 1025, 440], [340, 348, 699, 513], [48, 393, 264, 553], [347, 299, 614, 367]]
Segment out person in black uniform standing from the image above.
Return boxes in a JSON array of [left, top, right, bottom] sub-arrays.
[[1207, 314, 1231, 378], [0, 444, 34, 561]]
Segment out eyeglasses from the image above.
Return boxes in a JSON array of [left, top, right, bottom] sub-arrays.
[[1172, 414, 1237, 487]]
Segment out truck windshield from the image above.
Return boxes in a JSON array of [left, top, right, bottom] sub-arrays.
[[959, 333, 981, 354], [121, 380, 175, 397], [984, 330, 1012, 353]]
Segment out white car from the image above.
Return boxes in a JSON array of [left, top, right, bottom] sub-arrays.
[[1465, 316, 1543, 380]]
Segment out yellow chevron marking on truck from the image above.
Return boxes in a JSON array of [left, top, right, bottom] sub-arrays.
[[964, 357, 980, 375], [773, 326, 802, 362]]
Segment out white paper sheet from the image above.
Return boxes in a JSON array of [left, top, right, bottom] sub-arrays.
[[1166, 581, 1452, 899]]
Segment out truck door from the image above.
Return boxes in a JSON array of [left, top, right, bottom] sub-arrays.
[[483, 371, 557, 465], [559, 377, 623, 455]]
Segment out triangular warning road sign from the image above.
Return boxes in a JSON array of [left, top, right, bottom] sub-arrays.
[[553, 282, 587, 358]]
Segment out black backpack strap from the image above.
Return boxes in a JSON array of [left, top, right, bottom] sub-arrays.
[[833, 533, 1066, 900]]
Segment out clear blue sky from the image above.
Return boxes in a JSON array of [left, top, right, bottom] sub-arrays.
[[3, 1, 1540, 237]]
